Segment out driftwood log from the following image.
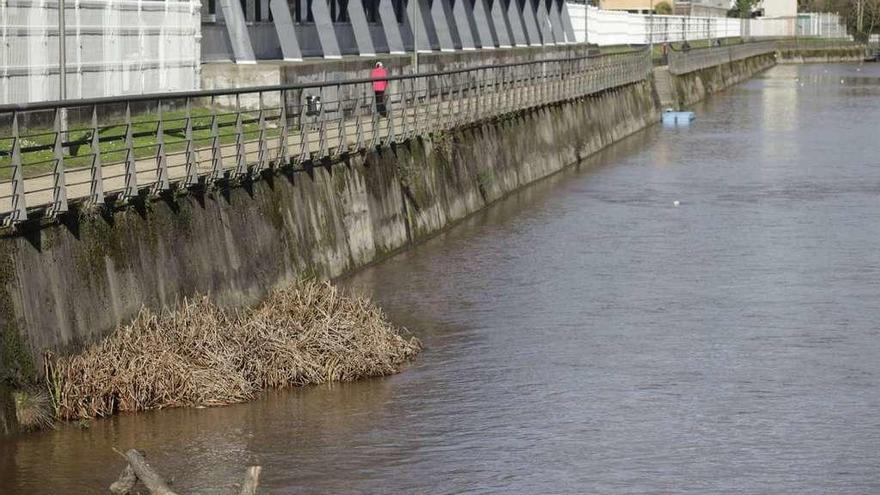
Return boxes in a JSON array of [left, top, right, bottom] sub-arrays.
[[110, 449, 261, 495]]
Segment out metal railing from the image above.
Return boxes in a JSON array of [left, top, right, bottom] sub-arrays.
[[668, 38, 867, 75], [668, 40, 779, 75], [774, 37, 867, 53], [0, 49, 652, 226]]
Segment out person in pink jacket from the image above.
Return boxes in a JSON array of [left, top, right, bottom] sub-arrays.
[[371, 61, 389, 117]]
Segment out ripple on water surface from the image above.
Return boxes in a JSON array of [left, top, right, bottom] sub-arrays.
[[2, 63, 880, 494]]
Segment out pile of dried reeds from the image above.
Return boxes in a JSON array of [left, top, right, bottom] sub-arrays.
[[49, 281, 421, 420]]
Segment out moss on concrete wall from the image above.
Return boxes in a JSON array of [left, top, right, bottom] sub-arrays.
[[0, 80, 658, 399], [776, 47, 867, 64], [0, 47, 806, 433], [669, 53, 777, 109]]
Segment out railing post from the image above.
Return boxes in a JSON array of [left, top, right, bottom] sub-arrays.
[[499, 66, 507, 116], [414, 77, 423, 137], [89, 105, 104, 205], [234, 93, 248, 177], [453, 73, 465, 127], [369, 87, 380, 149], [465, 71, 475, 122], [414, 78, 423, 137], [353, 89, 365, 150], [399, 78, 410, 139], [51, 107, 68, 215], [383, 83, 396, 146], [123, 102, 138, 199], [333, 84, 348, 157], [256, 91, 269, 173], [298, 93, 311, 164], [210, 95, 224, 181], [316, 87, 329, 156], [530, 65, 537, 107], [154, 101, 170, 192], [414, 78, 424, 137], [5, 112, 27, 225], [414, 77, 423, 138], [475, 68, 483, 120], [278, 89, 290, 166], [443, 74, 455, 129], [184, 97, 199, 186]]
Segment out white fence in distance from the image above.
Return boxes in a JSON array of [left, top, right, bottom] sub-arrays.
[[564, 4, 850, 46], [0, 0, 201, 105]]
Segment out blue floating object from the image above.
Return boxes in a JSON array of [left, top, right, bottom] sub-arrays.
[[662, 108, 695, 126]]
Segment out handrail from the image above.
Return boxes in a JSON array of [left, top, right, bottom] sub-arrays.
[[668, 38, 866, 75], [0, 49, 654, 226], [668, 40, 777, 75]]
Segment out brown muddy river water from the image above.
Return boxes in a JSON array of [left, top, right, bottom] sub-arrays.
[[3, 62, 880, 494]]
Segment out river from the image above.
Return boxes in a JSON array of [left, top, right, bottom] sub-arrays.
[[2, 62, 880, 494]]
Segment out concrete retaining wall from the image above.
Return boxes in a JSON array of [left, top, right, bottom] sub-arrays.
[[0, 79, 656, 404], [776, 47, 868, 64], [0, 49, 785, 434], [667, 53, 777, 108]]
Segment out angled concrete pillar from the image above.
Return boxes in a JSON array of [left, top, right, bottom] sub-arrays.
[[452, 0, 477, 49], [407, 0, 435, 52], [560, 0, 576, 43], [506, 0, 528, 46], [549, 0, 566, 45], [244, 0, 257, 21], [462, 0, 484, 48], [379, 0, 406, 53], [521, 0, 541, 45], [422, 0, 442, 50], [218, 0, 257, 63], [270, 0, 303, 61], [349, 0, 378, 55], [474, 0, 498, 48], [537, 0, 553, 44], [489, 0, 512, 48], [311, 0, 342, 58], [431, 0, 457, 51]]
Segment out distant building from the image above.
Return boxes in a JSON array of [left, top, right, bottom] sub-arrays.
[[598, 0, 732, 16], [760, 0, 797, 18], [598, 0, 675, 14], [673, 0, 731, 17]]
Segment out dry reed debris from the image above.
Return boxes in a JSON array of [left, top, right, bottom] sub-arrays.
[[13, 388, 54, 431], [49, 281, 420, 420]]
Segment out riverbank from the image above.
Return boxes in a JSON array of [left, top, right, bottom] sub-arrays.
[[776, 46, 868, 64], [0, 45, 855, 434]]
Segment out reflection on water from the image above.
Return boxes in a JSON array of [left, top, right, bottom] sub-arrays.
[[3, 63, 880, 494]]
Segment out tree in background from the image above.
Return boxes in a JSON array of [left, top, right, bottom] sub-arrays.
[[654, 1, 673, 14], [798, 0, 880, 40], [728, 0, 763, 38], [728, 0, 763, 18]]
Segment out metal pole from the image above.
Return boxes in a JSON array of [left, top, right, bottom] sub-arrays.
[[649, 0, 654, 55], [583, 0, 588, 47], [412, 0, 420, 73], [59, 0, 66, 100], [58, 0, 68, 148]]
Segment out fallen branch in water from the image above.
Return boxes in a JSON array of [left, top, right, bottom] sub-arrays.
[[109, 449, 261, 495]]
